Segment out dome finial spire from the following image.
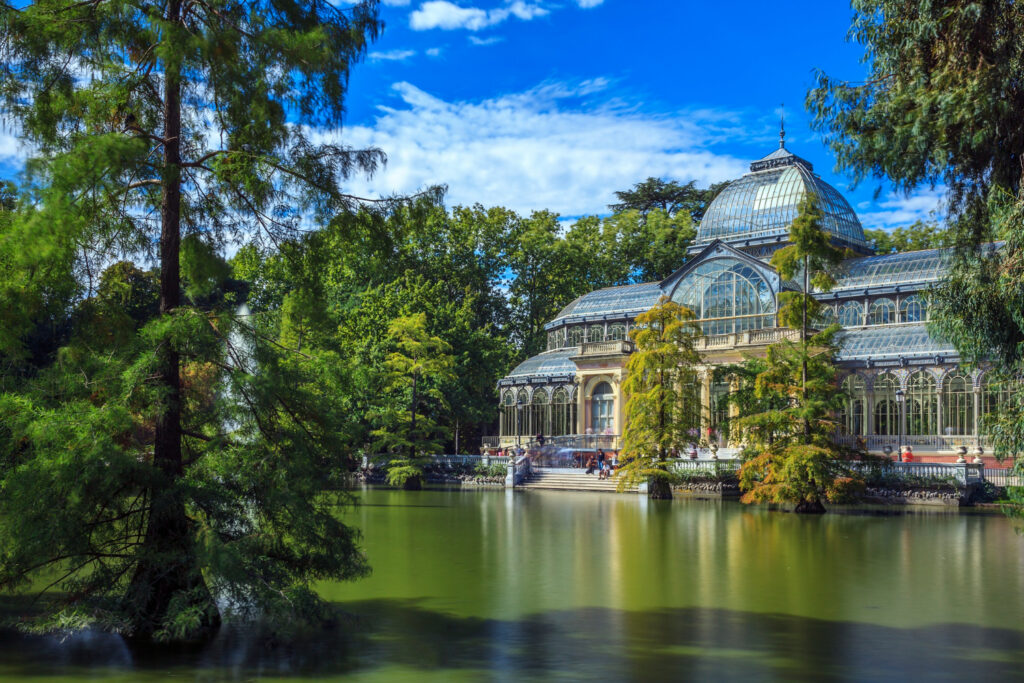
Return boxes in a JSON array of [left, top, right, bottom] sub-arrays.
[[779, 103, 786, 148]]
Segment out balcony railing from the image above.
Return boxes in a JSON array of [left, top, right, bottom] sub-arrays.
[[577, 340, 634, 357], [695, 328, 801, 352], [835, 434, 992, 452]]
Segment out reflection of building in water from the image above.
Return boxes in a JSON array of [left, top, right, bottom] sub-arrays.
[[492, 140, 1007, 462]]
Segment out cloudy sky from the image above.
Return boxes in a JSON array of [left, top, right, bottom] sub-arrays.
[[0, 0, 941, 231]]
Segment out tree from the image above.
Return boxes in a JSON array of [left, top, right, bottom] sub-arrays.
[[807, 1, 1024, 479], [610, 178, 727, 222], [371, 313, 455, 490], [602, 209, 697, 282], [864, 221, 949, 255], [0, 0, 383, 640], [617, 297, 703, 499], [736, 194, 864, 513]]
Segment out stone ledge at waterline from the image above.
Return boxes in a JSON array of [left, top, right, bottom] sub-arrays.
[[354, 467, 506, 487]]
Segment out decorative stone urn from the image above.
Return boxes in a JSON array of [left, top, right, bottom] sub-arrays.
[[710, 443, 719, 460], [973, 446, 985, 465], [956, 446, 968, 464]]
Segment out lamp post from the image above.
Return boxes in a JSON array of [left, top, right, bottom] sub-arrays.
[[895, 387, 905, 462]]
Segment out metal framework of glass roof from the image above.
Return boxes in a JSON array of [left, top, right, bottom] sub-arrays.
[[695, 147, 868, 249], [504, 348, 578, 380], [548, 282, 663, 326], [830, 248, 951, 293], [836, 324, 957, 361]]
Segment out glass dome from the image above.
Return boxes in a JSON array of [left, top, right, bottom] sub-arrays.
[[695, 146, 868, 250], [670, 257, 776, 335]]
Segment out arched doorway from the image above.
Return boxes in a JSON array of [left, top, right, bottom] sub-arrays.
[[590, 382, 614, 434]]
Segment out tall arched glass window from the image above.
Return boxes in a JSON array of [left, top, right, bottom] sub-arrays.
[[586, 325, 604, 343], [941, 373, 974, 436], [566, 327, 584, 347], [709, 380, 731, 441], [839, 301, 864, 327], [907, 371, 938, 436], [874, 372, 899, 436], [869, 298, 896, 325], [980, 373, 1011, 435], [900, 295, 927, 323], [551, 387, 572, 436], [841, 375, 866, 436], [608, 323, 627, 341], [500, 391, 516, 437], [818, 305, 837, 327], [671, 258, 775, 335], [531, 388, 550, 437], [590, 382, 615, 434], [517, 389, 530, 436]]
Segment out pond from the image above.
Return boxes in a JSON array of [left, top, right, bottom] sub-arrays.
[[1, 487, 1024, 680]]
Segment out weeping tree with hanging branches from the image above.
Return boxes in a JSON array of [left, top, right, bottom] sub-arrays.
[[617, 296, 703, 500], [0, 0, 402, 641], [736, 194, 867, 513]]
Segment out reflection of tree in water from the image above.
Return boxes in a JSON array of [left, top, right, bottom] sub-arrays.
[[0, 600, 1022, 680]]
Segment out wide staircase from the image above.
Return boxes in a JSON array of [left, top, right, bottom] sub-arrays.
[[519, 468, 640, 493]]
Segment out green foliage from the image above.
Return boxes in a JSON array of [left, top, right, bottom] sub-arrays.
[[371, 313, 456, 468], [0, 0, 384, 640], [618, 297, 703, 497], [609, 177, 727, 222], [809, 2, 1024, 500], [864, 221, 949, 255]]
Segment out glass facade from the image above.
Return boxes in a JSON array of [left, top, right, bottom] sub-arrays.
[[839, 301, 863, 327], [840, 375, 866, 436], [833, 249, 950, 292], [874, 372, 899, 436], [590, 382, 614, 433], [696, 159, 867, 248], [869, 298, 896, 325], [671, 257, 775, 335]]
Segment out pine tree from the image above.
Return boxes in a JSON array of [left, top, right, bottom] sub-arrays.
[[618, 296, 702, 499], [0, 0, 383, 640]]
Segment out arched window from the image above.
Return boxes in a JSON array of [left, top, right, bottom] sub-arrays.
[[516, 389, 530, 436], [980, 373, 1011, 435], [900, 295, 927, 323], [671, 258, 775, 335], [531, 388, 550, 437], [874, 372, 899, 436], [869, 298, 897, 325], [709, 380, 731, 443], [608, 323, 627, 341], [566, 327, 584, 347], [818, 305, 837, 327], [907, 371, 938, 436], [941, 372, 974, 436], [590, 382, 615, 434], [586, 325, 604, 343], [839, 301, 864, 327], [551, 387, 574, 437], [500, 391, 516, 437], [841, 375, 866, 436]]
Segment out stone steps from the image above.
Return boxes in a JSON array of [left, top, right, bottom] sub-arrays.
[[520, 469, 640, 493]]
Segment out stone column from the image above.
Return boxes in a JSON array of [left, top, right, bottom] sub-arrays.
[[576, 379, 586, 434], [865, 389, 875, 436], [700, 367, 712, 437], [973, 385, 981, 446]]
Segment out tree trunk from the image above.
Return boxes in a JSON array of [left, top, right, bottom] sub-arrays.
[[126, 3, 217, 639], [802, 253, 810, 442], [402, 475, 423, 491], [409, 372, 418, 460], [648, 475, 673, 500], [794, 499, 826, 514]]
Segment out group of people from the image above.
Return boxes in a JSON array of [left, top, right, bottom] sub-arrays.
[[494, 445, 525, 459], [584, 449, 617, 480]]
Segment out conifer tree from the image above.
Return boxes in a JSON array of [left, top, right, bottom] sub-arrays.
[[0, 0, 383, 640], [371, 313, 455, 490], [736, 194, 864, 513], [618, 296, 702, 499]]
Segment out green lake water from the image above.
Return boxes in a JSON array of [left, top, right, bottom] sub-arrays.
[[2, 487, 1024, 681]]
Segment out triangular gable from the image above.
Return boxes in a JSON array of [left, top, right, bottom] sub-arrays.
[[660, 239, 780, 298]]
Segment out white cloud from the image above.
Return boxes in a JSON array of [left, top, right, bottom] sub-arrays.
[[425, 47, 443, 56], [410, 1, 548, 31], [857, 189, 945, 231], [382, 0, 412, 5], [469, 35, 504, 46], [0, 125, 29, 167], [316, 80, 748, 217], [369, 49, 417, 61], [576, 0, 604, 6]]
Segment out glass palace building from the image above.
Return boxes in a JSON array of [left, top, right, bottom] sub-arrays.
[[494, 141, 1007, 460]]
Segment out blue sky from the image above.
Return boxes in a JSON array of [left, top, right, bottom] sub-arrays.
[[0, 0, 941, 231], [329, 0, 941, 231]]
